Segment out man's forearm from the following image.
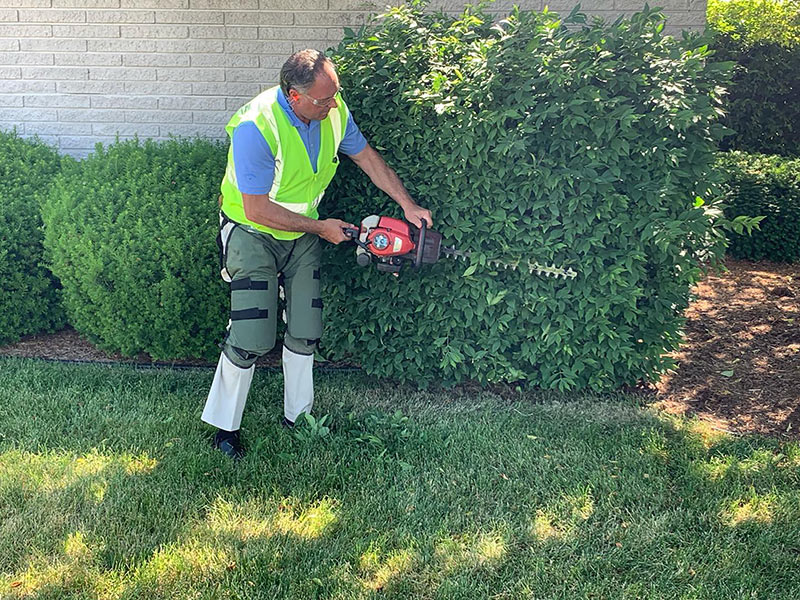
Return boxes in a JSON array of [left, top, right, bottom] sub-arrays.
[[350, 145, 414, 210], [242, 193, 323, 235], [348, 143, 433, 228], [374, 162, 415, 211]]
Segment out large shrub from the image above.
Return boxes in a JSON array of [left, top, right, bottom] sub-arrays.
[[718, 151, 800, 262], [42, 138, 228, 360], [708, 0, 800, 156], [0, 130, 67, 344], [320, 4, 734, 390]]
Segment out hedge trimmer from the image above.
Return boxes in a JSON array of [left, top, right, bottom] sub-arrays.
[[343, 215, 577, 279]]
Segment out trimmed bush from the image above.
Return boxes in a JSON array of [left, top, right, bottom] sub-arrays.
[[0, 130, 67, 344], [42, 138, 228, 360], [718, 151, 800, 262], [708, 0, 800, 156], [320, 4, 733, 390]]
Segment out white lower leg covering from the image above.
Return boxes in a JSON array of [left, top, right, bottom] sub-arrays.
[[283, 345, 314, 422], [201, 352, 255, 431]]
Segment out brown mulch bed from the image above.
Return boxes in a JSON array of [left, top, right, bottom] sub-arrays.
[[0, 329, 283, 368], [652, 257, 799, 439], [2, 257, 798, 438]]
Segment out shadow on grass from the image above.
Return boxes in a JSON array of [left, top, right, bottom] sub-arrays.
[[0, 359, 798, 598]]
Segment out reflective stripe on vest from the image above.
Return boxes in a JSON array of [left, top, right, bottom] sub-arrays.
[[219, 85, 348, 241]]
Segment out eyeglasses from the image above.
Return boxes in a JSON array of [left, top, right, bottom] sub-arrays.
[[299, 86, 343, 107]]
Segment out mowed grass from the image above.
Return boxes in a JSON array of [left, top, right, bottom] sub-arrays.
[[0, 358, 798, 600]]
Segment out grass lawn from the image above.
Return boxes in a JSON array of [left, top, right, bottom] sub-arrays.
[[1, 358, 798, 599]]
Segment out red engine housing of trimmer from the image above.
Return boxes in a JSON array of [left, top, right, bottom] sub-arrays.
[[363, 216, 415, 257], [348, 214, 442, 273]]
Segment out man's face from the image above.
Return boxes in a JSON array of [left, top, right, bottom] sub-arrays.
[[289, 62, 340, 122]]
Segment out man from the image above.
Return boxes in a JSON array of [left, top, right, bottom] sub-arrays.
[[201, 49, 432, 460]]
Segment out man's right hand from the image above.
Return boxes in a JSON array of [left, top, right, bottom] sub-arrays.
[[318, 218, 356, 244]]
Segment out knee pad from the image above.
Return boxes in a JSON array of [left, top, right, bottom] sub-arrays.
[[223, 344, 260, 369], [284, 333, 319, 357]]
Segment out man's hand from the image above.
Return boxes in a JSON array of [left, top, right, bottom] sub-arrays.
[[318, 218, 357, 244], [403, 203, 433, 229]]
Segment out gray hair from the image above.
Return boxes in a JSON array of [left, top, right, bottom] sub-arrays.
[[279, 49, 334, 97]]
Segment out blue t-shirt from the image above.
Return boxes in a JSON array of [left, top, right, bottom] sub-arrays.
[[232, 89, 367, 195]]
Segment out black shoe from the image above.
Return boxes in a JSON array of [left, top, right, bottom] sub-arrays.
[[213, 429, 245, 460], [280, 416, 295, 429]]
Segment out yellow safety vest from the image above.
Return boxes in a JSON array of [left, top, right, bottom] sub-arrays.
[[220, 85, 348, 240]]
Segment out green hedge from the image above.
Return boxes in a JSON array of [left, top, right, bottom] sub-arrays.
[[42, 138, 228, 360], [718, 151, 800, 262], [708, 0, 800, 156], [319, 4, 733, 390], [0, 130, 67, 344]]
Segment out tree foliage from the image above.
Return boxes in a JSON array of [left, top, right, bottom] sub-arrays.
[[708, 0, 800, 48], [708, 0, 800, 156]]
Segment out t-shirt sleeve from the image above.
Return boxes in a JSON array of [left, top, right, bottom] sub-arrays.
[[232, 121, 275, 195], [338, 108, 368, 156]]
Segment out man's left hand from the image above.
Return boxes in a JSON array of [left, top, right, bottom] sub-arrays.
[[403, 203, 433, 229]]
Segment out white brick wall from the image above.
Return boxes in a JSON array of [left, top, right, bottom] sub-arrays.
[[1, 0, 706, 156]]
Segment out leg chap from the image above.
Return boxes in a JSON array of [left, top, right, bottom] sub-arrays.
[[202, 352, 255, 432], [284, 236, 323, 343], [283, 345, 314, 422], [279, 235, 321, 421], [226, 276, 278, 358], [204, 225, 300, 430]]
